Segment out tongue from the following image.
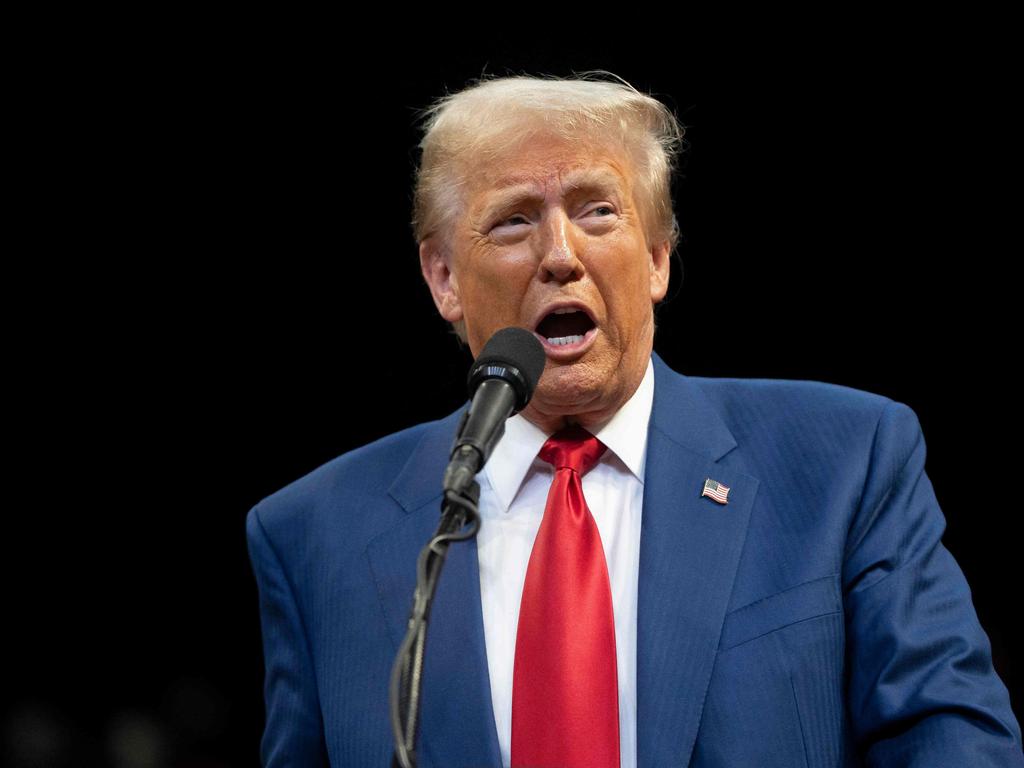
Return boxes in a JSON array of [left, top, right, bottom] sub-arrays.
[[536, 311, 593, 339]]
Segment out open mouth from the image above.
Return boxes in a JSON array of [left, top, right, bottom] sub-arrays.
[[535, 307, 597, 346]]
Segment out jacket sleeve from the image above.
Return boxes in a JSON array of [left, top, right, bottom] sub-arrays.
[[842, 400, 1023, 767], [246, 504, 329, 767]]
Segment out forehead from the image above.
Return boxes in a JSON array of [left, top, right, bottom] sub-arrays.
[[463, 135, 636, 214]]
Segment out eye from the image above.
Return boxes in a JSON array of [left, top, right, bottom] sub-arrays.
[[588, 205, 615, 217], [493, 214, 530, 230]]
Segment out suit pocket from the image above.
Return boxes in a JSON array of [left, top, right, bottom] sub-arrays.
[[719, 574, 841, 651]]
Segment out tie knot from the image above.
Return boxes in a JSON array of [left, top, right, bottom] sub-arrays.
[[538, 424, 607, 475]]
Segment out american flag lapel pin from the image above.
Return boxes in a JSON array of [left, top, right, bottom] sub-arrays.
[[702, 478, 730, 505]]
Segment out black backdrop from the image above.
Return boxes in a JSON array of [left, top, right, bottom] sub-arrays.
[[7, 28, 1020, 767]]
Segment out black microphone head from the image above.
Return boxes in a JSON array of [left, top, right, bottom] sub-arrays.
[[467, 327, 546, 413]]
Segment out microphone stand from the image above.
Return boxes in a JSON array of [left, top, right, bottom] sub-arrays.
[[389, 481, 481, 768]]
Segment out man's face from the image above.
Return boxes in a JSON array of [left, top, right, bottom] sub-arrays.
[[421, 132, 671, 429]]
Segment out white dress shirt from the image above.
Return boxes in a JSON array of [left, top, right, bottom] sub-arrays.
[[475, 357, 654, 768]]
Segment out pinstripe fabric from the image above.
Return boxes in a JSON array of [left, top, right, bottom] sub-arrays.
[[246, 352, 1023, 767]]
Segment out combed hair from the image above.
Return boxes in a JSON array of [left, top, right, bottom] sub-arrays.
[[411, 71, 686, 254]]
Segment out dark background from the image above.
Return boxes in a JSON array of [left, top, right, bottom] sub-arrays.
[[7, 25, 1019, 767]]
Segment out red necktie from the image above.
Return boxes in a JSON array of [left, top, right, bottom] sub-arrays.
[[511, 424, 620, 768]]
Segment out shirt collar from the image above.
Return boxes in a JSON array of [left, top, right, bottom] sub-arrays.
[[481, 357, 655, 513]]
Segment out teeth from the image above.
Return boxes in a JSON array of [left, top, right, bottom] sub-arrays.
[[546, 334, 585, 346], [553, 307, 581, 315]]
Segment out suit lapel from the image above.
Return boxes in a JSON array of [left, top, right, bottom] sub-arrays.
[[365, 408, 503, 768], [637, 355, 759, 768]]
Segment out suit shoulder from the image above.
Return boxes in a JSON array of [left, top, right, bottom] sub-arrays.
[[682, 375, 927, 523], [682, 375, 921, 464], [688, 374, 899, 424], [247, 415, 452, 540]]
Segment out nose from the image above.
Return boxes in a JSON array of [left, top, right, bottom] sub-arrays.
[[536, 208, 585, 284]]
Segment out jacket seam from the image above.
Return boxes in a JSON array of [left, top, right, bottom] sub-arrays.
[[790, 671, 812, 768], [251, 505, 326, 724], [726, 572, 839, 617], [843, 401, 924, 592], [721, 610, 843, 652], [844, 399, 893, 561]]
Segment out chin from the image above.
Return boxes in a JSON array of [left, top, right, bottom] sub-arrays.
[[534, 363, 608, 409]]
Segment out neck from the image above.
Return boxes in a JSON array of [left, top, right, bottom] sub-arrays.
[[519, 411, 596, 435]]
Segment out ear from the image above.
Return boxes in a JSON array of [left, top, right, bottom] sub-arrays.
[[649, 238, 671, 303], [419, 237, 463, 324]]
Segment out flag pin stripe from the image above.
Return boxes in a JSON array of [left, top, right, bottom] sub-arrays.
[[702, 477, 731, 504]]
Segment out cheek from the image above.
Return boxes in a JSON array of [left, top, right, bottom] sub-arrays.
[[603, 261, 654, 317], [458, 258, 531, 322], [479, 250, 534, 288]]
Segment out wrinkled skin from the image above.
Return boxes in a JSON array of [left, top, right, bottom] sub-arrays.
[[420, 133, 671, 434]]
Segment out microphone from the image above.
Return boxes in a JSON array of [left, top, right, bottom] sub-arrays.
[[443, 327, 546, 495]]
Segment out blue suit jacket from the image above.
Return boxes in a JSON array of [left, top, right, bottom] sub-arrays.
[[246, 353, 1023, 767]]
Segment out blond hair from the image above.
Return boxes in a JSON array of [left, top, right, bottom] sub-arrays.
[[411, 71, 685, 255]]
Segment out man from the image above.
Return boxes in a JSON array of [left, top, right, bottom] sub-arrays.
[[246, 74, 1023, 767]]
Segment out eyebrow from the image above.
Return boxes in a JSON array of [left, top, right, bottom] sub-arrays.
[[477, 169, 627, 222]]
